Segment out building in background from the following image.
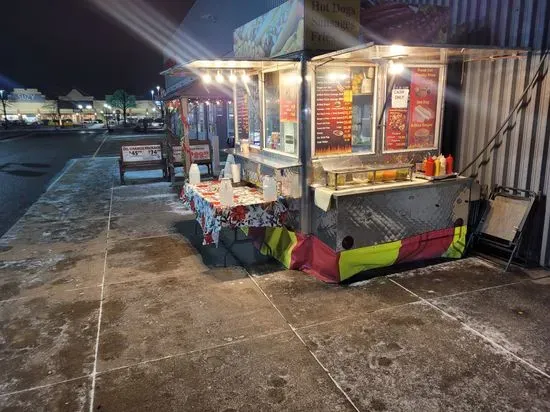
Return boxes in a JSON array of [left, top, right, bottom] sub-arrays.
[[0, 87, 158, 125], [2, 88, 57, 124]]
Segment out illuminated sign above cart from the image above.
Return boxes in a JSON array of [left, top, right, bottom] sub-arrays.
[[233, 0, 360, 58]]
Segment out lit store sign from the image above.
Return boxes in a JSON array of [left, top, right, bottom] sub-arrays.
[[9, 94, 45, 103]]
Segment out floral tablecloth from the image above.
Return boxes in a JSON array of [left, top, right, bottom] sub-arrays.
[[181, 181, 288, 245]]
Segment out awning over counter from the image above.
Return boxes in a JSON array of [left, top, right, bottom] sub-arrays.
[[163, 79, 233, 102], [311, 43, 529, 65], [161, 57, 299, 77]]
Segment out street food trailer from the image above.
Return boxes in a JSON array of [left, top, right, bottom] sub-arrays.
[[175, 2, 526, 282]]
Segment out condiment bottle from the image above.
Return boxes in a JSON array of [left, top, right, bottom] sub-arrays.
[[446, 154, 454, 174], [425, 157, 435, 176], [422, 157, 427, 172], [219, 178, 233, 207], [189, 164, 200, 185], [433, 156, 441, 176], [439, 154, 446, 176]]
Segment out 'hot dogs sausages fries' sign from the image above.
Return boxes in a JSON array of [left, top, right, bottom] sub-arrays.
[[233, 0, 360, 58], [122, 145, 162, 162]]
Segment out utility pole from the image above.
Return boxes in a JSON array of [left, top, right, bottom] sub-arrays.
[[0, 90, 8, 130]]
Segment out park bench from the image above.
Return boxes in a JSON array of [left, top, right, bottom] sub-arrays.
[[187, 139, 213, 176], [118, 142, 167, 185]]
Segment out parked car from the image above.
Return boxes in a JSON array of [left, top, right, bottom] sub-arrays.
[[151, 118, 164, 128], [62, 119, 74, 127], [134, 118, 149, 132]]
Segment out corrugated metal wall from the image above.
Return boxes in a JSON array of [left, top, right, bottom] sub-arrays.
[[394, 0, 550, 266]]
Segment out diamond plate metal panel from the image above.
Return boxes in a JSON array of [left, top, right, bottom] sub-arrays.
[[331, 180, 471, 252], [311, 205, 338, 249]]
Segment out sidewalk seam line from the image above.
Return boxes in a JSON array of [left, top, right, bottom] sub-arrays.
[[89, 184, 114, 411], [95, 329, 290, 376], [293, 300, 423, 332], [92, 131, 109, 158], [389, 278, 550, 380], [0, 375, 90, 398], [247, 275, 361, 412], [423, 280, 524, 301]]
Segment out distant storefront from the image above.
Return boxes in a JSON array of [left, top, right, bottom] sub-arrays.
[[0, 88, 158, 124]]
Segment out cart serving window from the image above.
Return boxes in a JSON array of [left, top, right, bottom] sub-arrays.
[[263, 66, 301, 156]]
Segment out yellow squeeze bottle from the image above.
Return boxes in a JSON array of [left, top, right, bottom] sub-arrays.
[[434, 156, 441, 176]]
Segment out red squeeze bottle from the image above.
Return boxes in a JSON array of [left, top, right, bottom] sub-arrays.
[[425, 157, 435, 176], [446, 154, 454, 174]]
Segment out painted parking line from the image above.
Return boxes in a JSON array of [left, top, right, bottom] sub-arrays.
[[93, 131, 110, 158]]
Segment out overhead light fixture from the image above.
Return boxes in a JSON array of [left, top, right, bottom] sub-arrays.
[[86, 105, 92, 110], [215, 71, 224, 83], [388, 60, 404, 75], [229, 71, 237, 83], [241, 72, 250, 83], [202, 72, 212, 83], [389, 44, 406, 56]]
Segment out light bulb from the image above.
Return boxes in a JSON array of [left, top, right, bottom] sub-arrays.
[[388, 61, 404, 75], [241, 73, 250, 83], [229, 72, 237, 83], [215, 72, 224, 83], [202, 73, 212, 83]]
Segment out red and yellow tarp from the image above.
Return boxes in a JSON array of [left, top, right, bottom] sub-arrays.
[[252, 225, 467, 283]]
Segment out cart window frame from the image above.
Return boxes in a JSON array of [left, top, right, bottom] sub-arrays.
[[261, 63, 301, 159], [234, 72, 262, 149], [311, 62, 378, 159], [382, 63, 446, 154]]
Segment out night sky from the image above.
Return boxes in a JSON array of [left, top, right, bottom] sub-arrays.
[[0, 0, 194, 99]]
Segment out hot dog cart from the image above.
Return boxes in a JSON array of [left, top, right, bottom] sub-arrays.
[[170, 4, 524, 282]]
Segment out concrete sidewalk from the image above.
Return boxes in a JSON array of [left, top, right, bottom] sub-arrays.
[[0, 157, 549, 411]]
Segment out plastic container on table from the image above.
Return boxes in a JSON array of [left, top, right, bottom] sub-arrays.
[[189, 164, 201, 185], [263, 175, 277, 202], [219, 178, 233, 207], [231, 163, 241, 184]]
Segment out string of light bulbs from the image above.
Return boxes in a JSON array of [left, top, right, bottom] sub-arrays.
[[201, 70, 250, 84]]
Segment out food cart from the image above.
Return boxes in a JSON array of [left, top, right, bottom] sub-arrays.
[[173, 2, 525, 283]]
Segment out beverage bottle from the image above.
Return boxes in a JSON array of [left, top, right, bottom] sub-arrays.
[[219, 178, 233, 207], [446, 154, 454, 174], [189, 164, 200, 185]]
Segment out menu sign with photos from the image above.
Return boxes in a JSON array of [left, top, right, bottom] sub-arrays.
[[385, 108, 408, 150], [315, 69, 353, 155], [408, 67, 439, 148]]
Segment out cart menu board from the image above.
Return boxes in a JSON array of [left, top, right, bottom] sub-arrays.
[[385, 108, 408, 150], [408, 67, 439, 148], [315, 69, 352, 155], [236, 86, 249, 140]]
